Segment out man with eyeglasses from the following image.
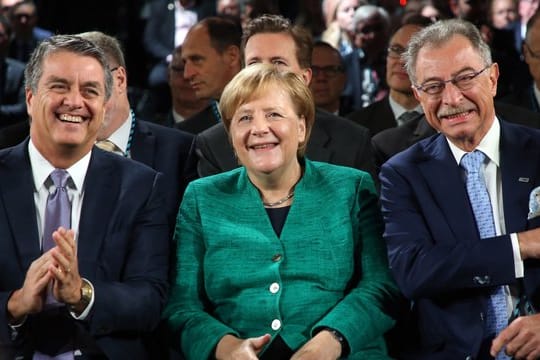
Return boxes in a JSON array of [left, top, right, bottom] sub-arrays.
[[309, 41, 350, 116], [380, 19, 540, 360], [347, 16, 431, 137]]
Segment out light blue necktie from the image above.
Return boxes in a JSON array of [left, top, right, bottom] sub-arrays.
[[461, 150, 509, 360]]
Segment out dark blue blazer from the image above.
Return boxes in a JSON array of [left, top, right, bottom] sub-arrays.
[[346, 95, 397, 136], [131, 119, 195, 230], [379, 120, 540, 359], [0, 57, 27, 126], [0, 142, 170, 359]]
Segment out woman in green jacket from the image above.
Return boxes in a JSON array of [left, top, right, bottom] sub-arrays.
[[165, 64, 400, 359]]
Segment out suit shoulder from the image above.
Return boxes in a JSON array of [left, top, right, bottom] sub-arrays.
[[308, 160, 373, 186], [186, 167, 242, 193], [316, 110, 370, 136], [139, 119, 194, 142]]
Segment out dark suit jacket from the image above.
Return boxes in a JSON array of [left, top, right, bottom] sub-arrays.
[[0, 142, 169, 359], [131, 120, 195, 230], [346, 96, 397, 136], [173, 104, 219, 135], [379, 120, 540, 359], [372, 102, 540, 172], [0, 58, 27, 126], [195, 108, 376, 179], [499, 84, 540, 113]]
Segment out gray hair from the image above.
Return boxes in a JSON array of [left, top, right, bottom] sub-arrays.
[[24, 34, 113, 100], [78, 31, 126, 69], [404, 19, 492, 84], [352, 4, 390, 31]]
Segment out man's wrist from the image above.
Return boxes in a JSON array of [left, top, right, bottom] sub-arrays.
[[69, 278, 92, 314]]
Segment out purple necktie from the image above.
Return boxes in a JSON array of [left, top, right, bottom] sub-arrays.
[[42, 169, 71, 306], [43, 169, 71, 252]]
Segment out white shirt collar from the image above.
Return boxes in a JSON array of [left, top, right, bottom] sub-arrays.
[[447, 116, 500, 167], [106, 112, 132, 156], [28, 139, 91, 193], [388, 95, 423, 120]]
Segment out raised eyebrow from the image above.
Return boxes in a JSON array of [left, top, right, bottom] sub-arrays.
[[421, 66, 479, 84]]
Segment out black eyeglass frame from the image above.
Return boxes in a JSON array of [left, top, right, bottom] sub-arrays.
[[414, 65, 492, 96]]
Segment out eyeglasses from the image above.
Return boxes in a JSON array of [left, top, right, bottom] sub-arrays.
[[387, 45, 406, 59], [414, 65, 491, 96], [525, 42, 540, 59], [312, 65, 344, 78]]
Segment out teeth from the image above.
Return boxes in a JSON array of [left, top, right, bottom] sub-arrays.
[[59, 114, 83, 123], [252, 144, 272, 149]]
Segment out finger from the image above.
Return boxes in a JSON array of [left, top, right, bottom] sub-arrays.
[[492, 322, 520, 356], [251, 334, 272, 353]]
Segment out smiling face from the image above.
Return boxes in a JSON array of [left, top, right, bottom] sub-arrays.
[[244, 32, 312, 84], [27, 50, 107, 165], [229, 83, 306, 177], [413, 35, 498, 151]]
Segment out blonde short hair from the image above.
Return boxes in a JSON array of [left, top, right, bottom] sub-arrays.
[[219, 64, 315, 157]]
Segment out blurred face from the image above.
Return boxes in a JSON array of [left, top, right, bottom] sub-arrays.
[[491, 0, 517, 28], [421, 5, 440, 21], [11, 3, 37, 36], [27, 50, 107, 161], [217, 0, 240, 17], [169, 52, 201, 105], [182, 25, 234, 100], [230, 84, 306, 176], [386, 25, 422, 94], [336, 0, 360, 32], [524, 23, 540, 87], [244, 33, 312, 84], [412, 35, 498, 150], [519, 0, 540, 22], [0, 22, 9, 54], [309, 46, 346, 111], [353, 13, 388, 55]]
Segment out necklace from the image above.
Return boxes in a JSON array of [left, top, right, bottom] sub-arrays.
[[262, 192, 294, 207]]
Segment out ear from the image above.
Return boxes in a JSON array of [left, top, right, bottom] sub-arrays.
[[488, 62, 499, 98], [412, 86, 422, 102], [297, 115, 306, 144], [302, 68, 312, 85], [224, 45, 241, 67], [25, 87, 33, 117], [114, 66, 128, 94]]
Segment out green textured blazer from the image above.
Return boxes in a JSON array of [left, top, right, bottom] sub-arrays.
[[165, 159, 399, 359]]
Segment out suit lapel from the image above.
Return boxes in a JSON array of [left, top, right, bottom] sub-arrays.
[[131, 120, 155, 168], [500, 121, 540, 232], [306, 110, 332, 162], [418, 135, 480, 244], [77, 150, 119, 276], [0, 141, 40, 270]]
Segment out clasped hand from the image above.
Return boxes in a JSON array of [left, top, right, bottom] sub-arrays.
[[7, 227, 82, 322]]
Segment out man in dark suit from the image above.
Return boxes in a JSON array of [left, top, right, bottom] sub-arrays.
[[500, 10, 540, 112], [0, 13, 26, 126], [174, 16, 242, 134], [347, 16, 431, 136], [79, 31, 195, 232], [195, 14, 376, 179], [0, 35, 169, 358], [380, 19, 540, 359]]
